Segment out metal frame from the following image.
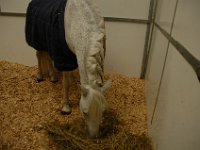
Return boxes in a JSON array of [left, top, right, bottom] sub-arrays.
[[148, 0, 200, 125], [140, 0, 156, 79], [104, 0, 200, 81], [104, 17, 149, 24], [0, 12, 149, 24], [150, 0, 179, 124], [0, 12, 26, 17]]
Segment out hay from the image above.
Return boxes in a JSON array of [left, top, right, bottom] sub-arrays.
[[0, 60, 151, 150], [45, 113, 152, 150]]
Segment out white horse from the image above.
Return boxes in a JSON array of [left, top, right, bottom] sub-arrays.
[[34, 0, 111, 138]]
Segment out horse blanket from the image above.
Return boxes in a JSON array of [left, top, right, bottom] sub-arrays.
[[25, 0, 78, 71]]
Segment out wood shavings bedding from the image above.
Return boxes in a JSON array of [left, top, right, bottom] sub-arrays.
[[0, 61, 151, 150]]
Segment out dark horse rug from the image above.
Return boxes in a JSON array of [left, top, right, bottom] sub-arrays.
[[25, 0, 78, 71]]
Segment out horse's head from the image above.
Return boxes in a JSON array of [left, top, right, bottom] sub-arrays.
[[79, 80, 111, 138]]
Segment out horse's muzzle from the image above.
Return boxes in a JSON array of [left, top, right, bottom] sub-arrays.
[[89, 131, 99, 139], [85, 124, 99, 139]]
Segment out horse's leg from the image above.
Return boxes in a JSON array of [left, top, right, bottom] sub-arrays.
[[36, 51, 44, 82], [61, 71, 72, 115], [46, 54, 58, 83]]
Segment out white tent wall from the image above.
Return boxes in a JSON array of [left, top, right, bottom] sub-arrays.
[[0, 0, 151, 77], [0, 0, 36, 65], [146, 0, 200, 149], [0, 0, 31, 13], [0, 15, 36, 66], [103, 22, 147, 77], [145, 0, 178, 132]]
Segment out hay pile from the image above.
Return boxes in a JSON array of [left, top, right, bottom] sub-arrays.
[[0, 60, 151, 150]]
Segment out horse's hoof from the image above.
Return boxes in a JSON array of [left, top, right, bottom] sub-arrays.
[[61, 104, 72, 115], [61, 111, 71, 115], [37, 74, 44, 82], [36, 77, 44, 82], [50, 77, 58, 83]]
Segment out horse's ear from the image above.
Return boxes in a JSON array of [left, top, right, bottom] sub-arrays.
[[80, 85, 89, 97], [101, 80, 112, 93]]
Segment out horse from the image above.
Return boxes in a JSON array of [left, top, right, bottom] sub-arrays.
[[25, 0, 111, 138]]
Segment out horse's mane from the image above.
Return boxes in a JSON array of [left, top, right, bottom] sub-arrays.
[[65, 0, 105, 87], [86, 31, 105, 86], [84, 0, 106, 87]]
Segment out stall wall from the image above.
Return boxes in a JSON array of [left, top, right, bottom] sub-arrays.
[[0, 0, 30, 13], [0, 15, 36, 66], [0, 0, 151, 77], [146, 0, 200, 149]]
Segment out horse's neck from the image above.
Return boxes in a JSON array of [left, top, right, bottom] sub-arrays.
[[76, 37, 105, 87], [86, 32, 105, 85], [64, 0, 105, 86]]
